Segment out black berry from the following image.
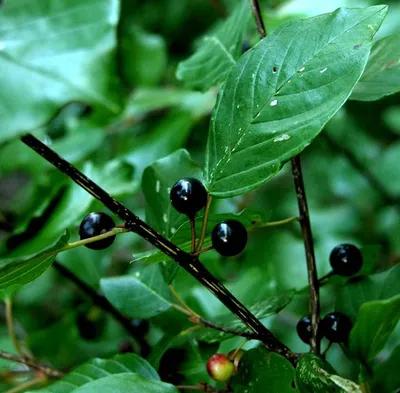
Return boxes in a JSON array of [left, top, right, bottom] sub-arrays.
[[79, 212, 116, 250], [170, 178, 208, 217], [296, 316, 313, 344], [211, 220, 248, 257], [330, 243, 363, 276], [321, 312, 352, 343]]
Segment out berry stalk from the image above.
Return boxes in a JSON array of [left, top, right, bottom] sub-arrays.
[[21, 133, 298, 365]]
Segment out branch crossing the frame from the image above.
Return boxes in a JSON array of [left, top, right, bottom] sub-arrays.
[[21, 133, 298, 365]]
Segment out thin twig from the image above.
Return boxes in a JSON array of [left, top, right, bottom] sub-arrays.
[[249, 0, 267, 38], [52, 261, 150, 355], [5, 376, 47, 393], [171, 303, 259, 340], [318, 270, 335, 286], [258, 216, 300, 228], [0, 350, 64, 378], [169, 285, 200, 317], [291, 155, 320, 355], [190, 218, 196, 253], [196, 196, 213, 252], [5, 299, 23, 356], [192, 245, 214, 256], [21, 228, 128, 267], [21, 134, 297, 365], [248, 0, 319, 356], [323, 132, 399, 206]]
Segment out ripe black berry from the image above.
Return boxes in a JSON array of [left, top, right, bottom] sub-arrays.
[[170, 178, 208, 217], [330, 243, 363, 276], [79, 212, 116, 250], [296, 316, 313, 344], [321, 312, 352, 343], [211, 220, 248, 257]]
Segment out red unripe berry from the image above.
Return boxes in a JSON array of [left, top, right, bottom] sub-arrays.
[[206, 354, 234, 382]]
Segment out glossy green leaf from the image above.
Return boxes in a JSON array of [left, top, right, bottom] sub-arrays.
[[2, 162, 99, 258], [196, 292, 293, 343], [373, 343, 400, 393], [295, 354, 344, 393], [92, 159, 136, 198], [231, 347, 296, 393], [124, 110, 199, 185], [33, 354, 159, 393], [349, 295, 400, 362], [205, 6, 387, 198], [120, 27, 167, 87], [351, 32, 400, 101], [122, 88, 216, 121], [336, 264, 400, 320], [0, 231, 68, 291], [176, 0, 251, 91], [100, 264, 173, 319], [0, 0, 122, 143], [30, 373, 178, 393]]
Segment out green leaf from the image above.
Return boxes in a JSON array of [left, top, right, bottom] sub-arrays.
[[195, 292, 293, 343], [205, 6, 387, 198], [176, 0, 251, 91], [100, 264, 173, 319], [31, 373, 178, 393], [0, 231, 69, 292], [124, 110, 199, 185], [295, 354, 344, 393], [0, 0, 122, 143], [120, 27, 167, 87], [351, 32, 400, 101], [373, 344, 400, 393], [92, 159, 136, 198], [231, 347, 297, 393], [349, 295, 400, 362], [2, 162, 97, 258], [335, 265, 400, 320], [34, 354, 159, 393], [122, 88, 216, 120], [142, 149, 203, 237], [372, 141, 400, 196]]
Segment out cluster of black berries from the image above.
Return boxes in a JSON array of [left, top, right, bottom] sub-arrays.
[[170, 178, 248, 256], [297, 243, 363, 345]]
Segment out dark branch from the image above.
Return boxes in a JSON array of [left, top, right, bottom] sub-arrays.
[[21, 134, 298, 365], [0, 350, 64, 378], [291, 156, 320, 354], [248, 0, 320, 354], [249, 0, 267, 38], [52, 260, 149, 355]]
